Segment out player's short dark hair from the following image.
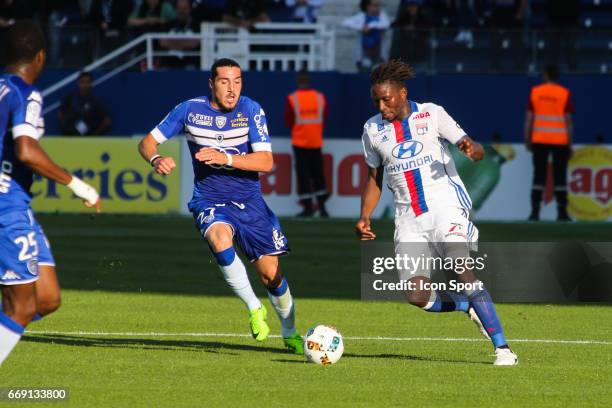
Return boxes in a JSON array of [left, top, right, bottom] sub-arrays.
[[545, 64, 559, 81], [211, 58, 241, 80], [370, 59, 416, 90], [4, 20, 46, 65]]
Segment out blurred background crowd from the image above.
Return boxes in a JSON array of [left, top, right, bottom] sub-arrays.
[[0, 0, 609, 72]]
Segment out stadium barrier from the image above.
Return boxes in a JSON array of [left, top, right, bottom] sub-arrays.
[[179, 139, 611, 221], [31, 138, 182, 214], [31, 137, 609, 221]]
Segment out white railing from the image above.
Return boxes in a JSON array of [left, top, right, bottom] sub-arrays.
[[42, 23, 335, 113], [200, 23, 335, 71]]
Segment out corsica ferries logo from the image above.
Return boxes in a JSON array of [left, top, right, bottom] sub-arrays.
[[568, 146, 611, 221], [33, 152, 168, 201], [30, 138, 181, 214]]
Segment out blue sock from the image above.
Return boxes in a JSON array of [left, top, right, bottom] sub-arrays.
[[213, 247, 235, 266], [30, 314, 42, 322], [424, 291, 469, 313], [267, 277, 288, 296], [467, 285, 507, 348]]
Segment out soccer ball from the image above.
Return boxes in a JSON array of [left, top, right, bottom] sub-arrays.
[[303, 325, 344, 365]]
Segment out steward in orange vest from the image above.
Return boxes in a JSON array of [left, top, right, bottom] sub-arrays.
[[285, 71, 329, 217], [525, 64, 573, 221]]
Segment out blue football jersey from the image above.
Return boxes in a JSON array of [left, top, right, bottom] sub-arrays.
[[151, 95, 272, 204], [0, 74, 45, 215]]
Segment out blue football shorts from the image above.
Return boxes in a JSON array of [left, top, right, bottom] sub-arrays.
[[0, 208, 55, 285], [190, 195, 290, 262]]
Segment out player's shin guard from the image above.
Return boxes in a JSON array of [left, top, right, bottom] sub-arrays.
[[0, 312, 24, 366], [214, 247, 262, 312], [266, 277, 296, 338], [423, 290, 469, 313], [465, 281, 508, 348]]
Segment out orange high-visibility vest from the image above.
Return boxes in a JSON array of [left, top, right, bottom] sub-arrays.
[[289, 89, 325, 149], [530, 83, 571, 145]]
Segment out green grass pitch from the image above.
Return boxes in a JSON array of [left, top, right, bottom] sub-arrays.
[[1, 215, 611, 407]]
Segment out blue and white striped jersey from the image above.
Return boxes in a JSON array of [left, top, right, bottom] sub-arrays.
[[0, 74, 45, 215], [151, 95, 271, 204]]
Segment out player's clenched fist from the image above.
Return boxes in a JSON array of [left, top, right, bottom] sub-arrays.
[[152, 156, 176, 175], [457, 136, 485, 161], [355, 217, 376, 240]]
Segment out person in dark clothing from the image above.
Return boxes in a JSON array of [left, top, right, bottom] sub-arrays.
[[58, 72, 112, 136], [89, 0, 133, 32], [525, 65, 574, 221], [285, 71, 329, 217]]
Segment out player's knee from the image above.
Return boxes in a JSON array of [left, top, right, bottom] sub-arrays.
[[37, 295, 61, 316], [205, 225, 233, 252]]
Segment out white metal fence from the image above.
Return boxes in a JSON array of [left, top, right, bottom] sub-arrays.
[[42, 22, 336, 113]]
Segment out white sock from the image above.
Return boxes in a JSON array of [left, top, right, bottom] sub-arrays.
[[0, 313, 24, 366], [267, 278, 296, 338], [218, 253, 262, 311]]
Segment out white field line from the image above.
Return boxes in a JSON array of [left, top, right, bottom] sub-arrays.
[[24, 330, 612, 346]]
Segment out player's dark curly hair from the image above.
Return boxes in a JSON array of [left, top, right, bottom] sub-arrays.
[[5, 20, 46, 65], [370, 59, 416, 89]]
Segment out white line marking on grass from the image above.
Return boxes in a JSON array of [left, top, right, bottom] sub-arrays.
[[24, 331, 612, 346]]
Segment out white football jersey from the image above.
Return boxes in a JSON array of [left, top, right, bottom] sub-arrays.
[[362, 101, 473, 218]]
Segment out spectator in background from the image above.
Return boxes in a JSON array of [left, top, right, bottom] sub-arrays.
[[89, 0, 134, 58], [58, 72, 112, 136], [90, 0, 133, 33], [525, 65, 573, 221], [159, 0, 200, 68], [343, 0, 390, 71], [44, 0, 90, 67], [222, 0, 269, 29], [285, 0, 323, 23], [128, 0, 176, 33], [449, 0, 481, 45], [285, 71, 329, 217], [389, 0, 429, 65]]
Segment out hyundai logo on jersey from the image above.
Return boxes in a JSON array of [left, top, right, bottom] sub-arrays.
[[392, 140, 424, 159]]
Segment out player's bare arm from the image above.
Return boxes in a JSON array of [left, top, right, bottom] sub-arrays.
[[356, 165, 383, 240], [14, 136, 100, 211], [195, 148, 273, 173], [456, 136, 485, 161], [138, 133, 177, 175]]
